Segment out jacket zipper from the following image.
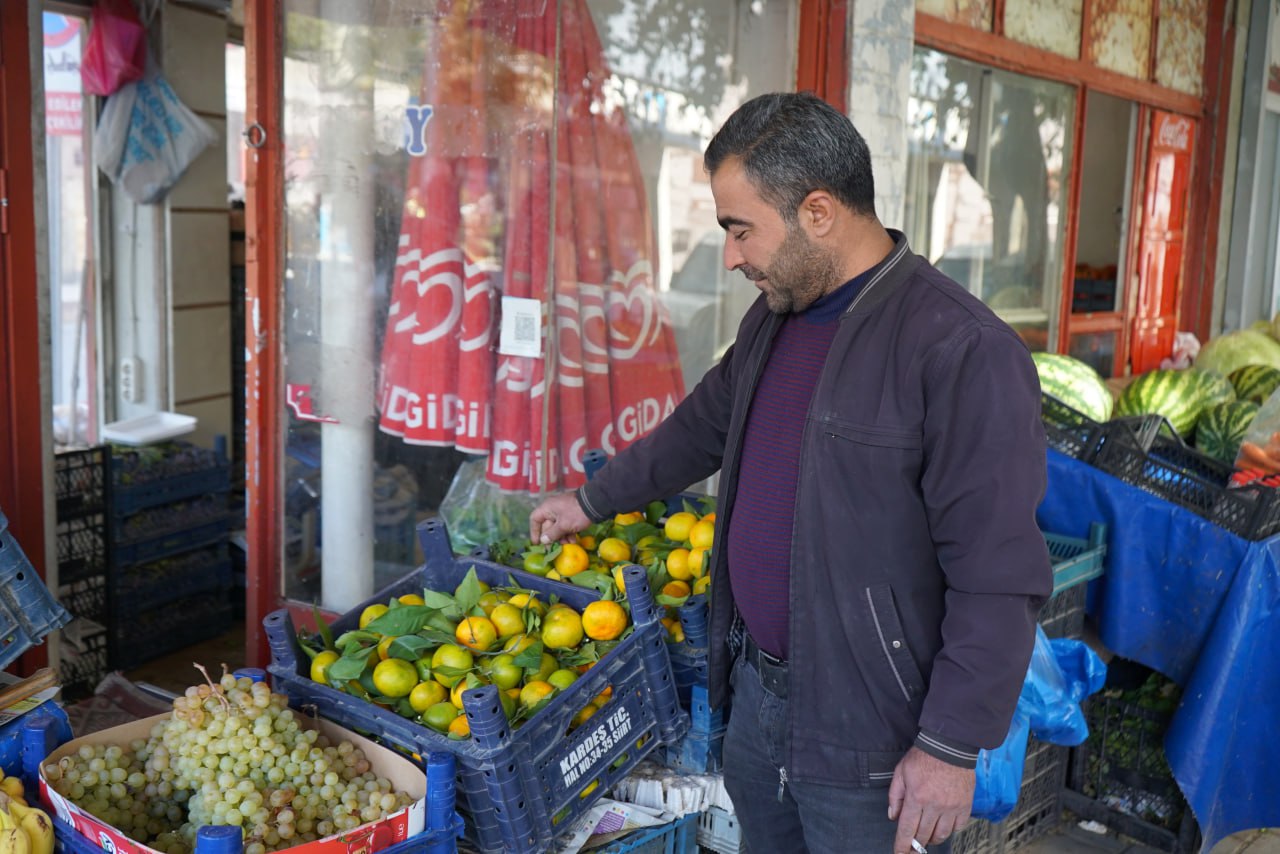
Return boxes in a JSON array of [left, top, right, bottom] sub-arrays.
[[779, 234, 912, 782]]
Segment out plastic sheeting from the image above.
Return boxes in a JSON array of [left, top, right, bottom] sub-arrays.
[[1037, 450, 1280, 851]]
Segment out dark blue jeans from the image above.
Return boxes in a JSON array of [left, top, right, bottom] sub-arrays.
[[721, 651, 953, 854]]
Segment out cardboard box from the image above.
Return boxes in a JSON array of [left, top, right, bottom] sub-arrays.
[[39, 713, 427, 854]]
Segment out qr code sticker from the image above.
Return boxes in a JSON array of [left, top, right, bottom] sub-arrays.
[[515, 314, 536, 343]]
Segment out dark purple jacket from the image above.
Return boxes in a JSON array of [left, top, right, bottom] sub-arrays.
[[577, 231, 1053, 786]]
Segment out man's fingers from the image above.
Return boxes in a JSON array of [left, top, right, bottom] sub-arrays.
[[892, 804, 923, 854], [929, 815, 955, 845], [887, 772, 905, 821]]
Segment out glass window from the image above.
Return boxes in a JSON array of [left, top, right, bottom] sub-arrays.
[[277, 1, 795, 604], [905, 48, 1077, 352], [43, 12, 99, 447]]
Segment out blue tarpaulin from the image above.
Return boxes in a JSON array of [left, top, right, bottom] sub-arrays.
[[1038, 450, 1280, 851]]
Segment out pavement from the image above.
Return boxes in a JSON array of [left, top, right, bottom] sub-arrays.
[[1019, 823, 1280, 853]]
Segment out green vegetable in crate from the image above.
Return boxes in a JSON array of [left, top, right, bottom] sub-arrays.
[[1030, 352, 1113, 423], [1228, 364, 1280, 404], [1195, 399, 1259, 464], [1113, 367, 1236, 438]]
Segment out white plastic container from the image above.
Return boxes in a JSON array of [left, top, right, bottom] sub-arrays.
[[101, 412, 197, 445]]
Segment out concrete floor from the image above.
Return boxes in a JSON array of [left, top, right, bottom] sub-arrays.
[[1020, 822, 1279, 853]]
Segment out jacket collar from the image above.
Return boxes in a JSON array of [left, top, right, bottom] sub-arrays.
[[842, 229, 920, 317]]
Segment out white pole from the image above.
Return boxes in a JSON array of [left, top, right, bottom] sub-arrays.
[[318, 4, 376, 609]]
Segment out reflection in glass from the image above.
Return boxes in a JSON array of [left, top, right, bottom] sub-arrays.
[[905, 48, 1076, 352], [43, 13, 98, 447], [278, 0, 794, 605]]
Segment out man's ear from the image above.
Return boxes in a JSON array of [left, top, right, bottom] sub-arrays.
[[800, 190, 838, 238]]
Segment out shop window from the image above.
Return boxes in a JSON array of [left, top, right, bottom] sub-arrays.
[[1074, 90, 1136, 316], [905, 48, 1076, 353], [1068, 330, 1117, 376], [274, 0, 795, 604], [42, 12, 99, 447]]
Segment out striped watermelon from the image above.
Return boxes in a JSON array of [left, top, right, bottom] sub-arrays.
[[1196, 400, 1259, 464], [1113, 368, 1236, 438], [1031, 352, 1113, 423], [1228, 364, 1280, 404]]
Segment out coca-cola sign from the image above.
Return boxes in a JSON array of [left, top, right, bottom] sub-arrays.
[[1156, 115, 1193, 152]]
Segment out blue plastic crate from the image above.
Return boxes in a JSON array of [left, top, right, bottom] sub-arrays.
[[112, 546, 232, 614], [597, 811, 699, 853], [660, 684, 726, 774], [112, 516, 231, 566], [0, 510, 74, 669], [266, 518, 688, 854], [112, 596, 233, 671], [1045, 522, 1106, 594], [111, 443, 230, 516]]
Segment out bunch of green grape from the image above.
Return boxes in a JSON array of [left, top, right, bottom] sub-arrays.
[[43, 668, 414, 854]]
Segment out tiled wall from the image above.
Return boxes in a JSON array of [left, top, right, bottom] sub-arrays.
[[163, 2, 231, 451], [848, 0, 915, 230]]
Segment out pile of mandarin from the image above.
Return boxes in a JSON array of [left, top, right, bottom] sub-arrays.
[[490, 500, 715, 644], [301, 570, 629, 737]]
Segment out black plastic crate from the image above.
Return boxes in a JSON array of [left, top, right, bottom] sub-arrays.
[[952, 737, 1069, 854], [57, 623, 109, 703], [1093, 419, 1280, 540], [58, 573, 107, 625], [112, 544, 232, 614], [54, 446, 109, 520], [111, 594, 234, 671], [1063, 684, 1200, 853], [1041, 394, 1110, 463], [55, 514, 108, 585], [1038, 583, 1086, 641]]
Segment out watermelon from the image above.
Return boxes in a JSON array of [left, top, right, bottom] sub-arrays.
[[1228, 364, 1280, 404], [1113, 368, 1236, 438], [1196, 400, 1259, 464], [1031, 352, 1113, 423], [1194, 328, 1280, 376]]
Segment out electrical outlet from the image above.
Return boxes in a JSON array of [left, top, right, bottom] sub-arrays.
[[119, 356, 141, 403]]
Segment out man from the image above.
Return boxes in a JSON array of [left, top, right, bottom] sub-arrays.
[[530, 92, 1053, 853]]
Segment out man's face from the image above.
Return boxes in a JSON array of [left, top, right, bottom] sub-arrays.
[[710, 158, 841, 314]]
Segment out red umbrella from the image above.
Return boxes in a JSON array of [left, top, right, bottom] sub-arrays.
[[379, 0, 686, 494]]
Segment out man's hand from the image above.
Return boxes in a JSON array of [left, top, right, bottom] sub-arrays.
[[529, 493, 591, 544], [887, 747, 974, 854]]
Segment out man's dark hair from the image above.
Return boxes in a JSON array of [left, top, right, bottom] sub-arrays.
[[704, 91, 877, 222]]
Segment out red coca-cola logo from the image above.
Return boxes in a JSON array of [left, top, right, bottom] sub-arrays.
[[1156, 115, 1192, 151]]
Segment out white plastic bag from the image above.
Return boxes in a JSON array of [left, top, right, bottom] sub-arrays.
[[95, 68, 216, 204]]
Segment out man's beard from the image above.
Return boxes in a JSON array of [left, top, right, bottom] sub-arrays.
[[740, 226, 844, 314]]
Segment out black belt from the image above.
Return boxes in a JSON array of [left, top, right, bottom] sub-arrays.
[[742, 631, 789, 699]]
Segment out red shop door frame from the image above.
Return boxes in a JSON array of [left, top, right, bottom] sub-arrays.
[[1, 0, 50, 675], [1128, 110, 1196, 375]]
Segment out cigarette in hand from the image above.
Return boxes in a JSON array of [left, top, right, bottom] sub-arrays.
[[911, 840, 928, 854]]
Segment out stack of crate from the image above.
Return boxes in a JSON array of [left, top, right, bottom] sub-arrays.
[[53, 446, 112, 701], [108, 441, 233, 670]]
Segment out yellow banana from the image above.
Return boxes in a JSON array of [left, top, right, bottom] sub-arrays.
[[16, 810, 50, 854], [0, 779, 21, 803], [2, 799, 24, 823], [0, 827, 29, 854], [0, 804, 13, 832]]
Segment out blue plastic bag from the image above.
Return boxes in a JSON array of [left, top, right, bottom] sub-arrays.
[[971, 626, 1107, 821], [971, 712, 1030, 822]]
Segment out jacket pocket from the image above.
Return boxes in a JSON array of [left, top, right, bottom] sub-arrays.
[[864, 584, 926, 703], [821, 418, 922, 451]]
